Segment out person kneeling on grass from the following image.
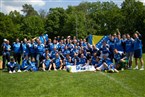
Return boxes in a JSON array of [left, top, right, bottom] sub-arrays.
[[7, 58, 21, 73], [114, 49, 127, 71], [42, 55, 52, 71], [96, 55, 119, 73], [52, 53, 63, 71]]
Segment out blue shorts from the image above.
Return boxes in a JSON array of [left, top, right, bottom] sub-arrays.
[[134, 49, 142, 58]]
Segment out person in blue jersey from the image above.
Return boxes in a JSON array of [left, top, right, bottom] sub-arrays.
[[62, 46, 70, 57], [39, 33, 46, 44], [47, 39, 54, 52], [114, 49, 127, 71], [96, 55, 119, 73], [35, 39, 45, 68], [21, 55, 31, 72], [50, 47, 58, 59], [78, 54, 87, 66], [115, 34, 124, 52], [71, 53, 79, 65], [43, 49, 51, 59], [29, 57, 38, 72], [100, 41, 110, 58], [42, 55, 52, 71], [28, 39, 36, 59], [108, 35, 115, 61], [52, 53, 63, 70], [7, 58, 17, 73], [63, 54, 72, 70], [21, 38, 29, 59], [133, 32, 144, 70], [13, 38, 21, 64], [58, 41, 65, 52], [2, 40, 11, 70], [91, 53, 99, 66], [71, 46, 79, 57], [125, 34, 134, 69]]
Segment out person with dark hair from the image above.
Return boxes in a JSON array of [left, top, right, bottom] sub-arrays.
[[133, 32, 144, 70]]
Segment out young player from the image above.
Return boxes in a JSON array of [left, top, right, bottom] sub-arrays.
[[42, 55, 52, 71], [96, 55, 119, 73], [7, 58, 17, 73], [125, 34, 134, 69], [133, 32, 144, 70], [52, 53, 63, 70], [21, 56, 31, 72], [114, 49, 127, 71], [2, 40, 11, 70], [13, 38, 21, 64], [29, 57, 38, 72]]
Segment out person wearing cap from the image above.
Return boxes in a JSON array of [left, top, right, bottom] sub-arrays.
[[2, 40, 11, 70]]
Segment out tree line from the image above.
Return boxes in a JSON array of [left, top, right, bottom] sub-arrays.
[[0, 0, 145, 52]]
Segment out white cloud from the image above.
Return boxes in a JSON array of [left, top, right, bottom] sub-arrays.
[[0, 0, 46, 14]]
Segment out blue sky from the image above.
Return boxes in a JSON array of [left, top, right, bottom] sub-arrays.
[[0, 0, 144, 14]]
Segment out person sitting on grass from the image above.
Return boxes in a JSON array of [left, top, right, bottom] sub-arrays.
[[29, 57, 38, 72], [78, 54, 87, 66], [7, 58, 17, 73], [42, 55, 52, 71], [63, 54, 73, 70], [113, 49, 127, 71], [52, 53, 63, 71], [21, 55, 32, 72], [96, 55, 119, 73]]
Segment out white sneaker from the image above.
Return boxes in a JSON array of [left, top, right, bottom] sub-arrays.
[[9, 71, 12, 74], [13, 70, 16, 73], [121, 68, 124, 71], [24, 70, 28, 72], [17, 70, 21, 73], [54, 69, 57, 71], [133, 66, 138, 70], [42, 68, 46, 71], [140, 67, 144, 71]]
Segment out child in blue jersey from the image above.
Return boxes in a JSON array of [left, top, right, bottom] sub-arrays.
[[2, 40, 11, 70], [21, 56, 31, 72], [28, 39, 36, 59], [7, 58, 17, 73], [125, 34, 134, 69], [100, 41, 110, 58], [52, 53, 63, 70], [71, 53, 79, 65], [13, 38, 21, 64], [78, 54, 87, 66], [42, 55, 52, 71], [96, 55, 119, 73], [114, 49, 127, 71], [133, 32, 144, 70], [35, 40, 45, 68], [115, 35, 124, 52], [21, 38, 29, 59], [63, 54, 73, 70], [29, 57, 38, 72]]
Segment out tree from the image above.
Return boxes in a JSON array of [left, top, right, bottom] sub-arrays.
[[21, 4, 38, 16]]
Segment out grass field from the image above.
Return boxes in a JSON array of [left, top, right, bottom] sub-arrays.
[[0, 55, 145, 97]]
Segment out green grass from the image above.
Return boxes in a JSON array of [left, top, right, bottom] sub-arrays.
[[0, 55, 145, 97]]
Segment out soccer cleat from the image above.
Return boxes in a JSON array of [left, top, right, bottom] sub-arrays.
[[9, 71, 12, 74], [133, 66, 139, 70], [13, 70, 16, 73], [139, 67, 144, 71], [17, 70, 21, 73]]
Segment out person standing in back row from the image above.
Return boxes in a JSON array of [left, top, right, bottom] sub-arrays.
[[133, 31, 144, 70]]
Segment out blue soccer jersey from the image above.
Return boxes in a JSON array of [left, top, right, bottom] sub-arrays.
[[133, 38, 142, 50], [13, 42, 21, 53], [125, 39, 134, 53]]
